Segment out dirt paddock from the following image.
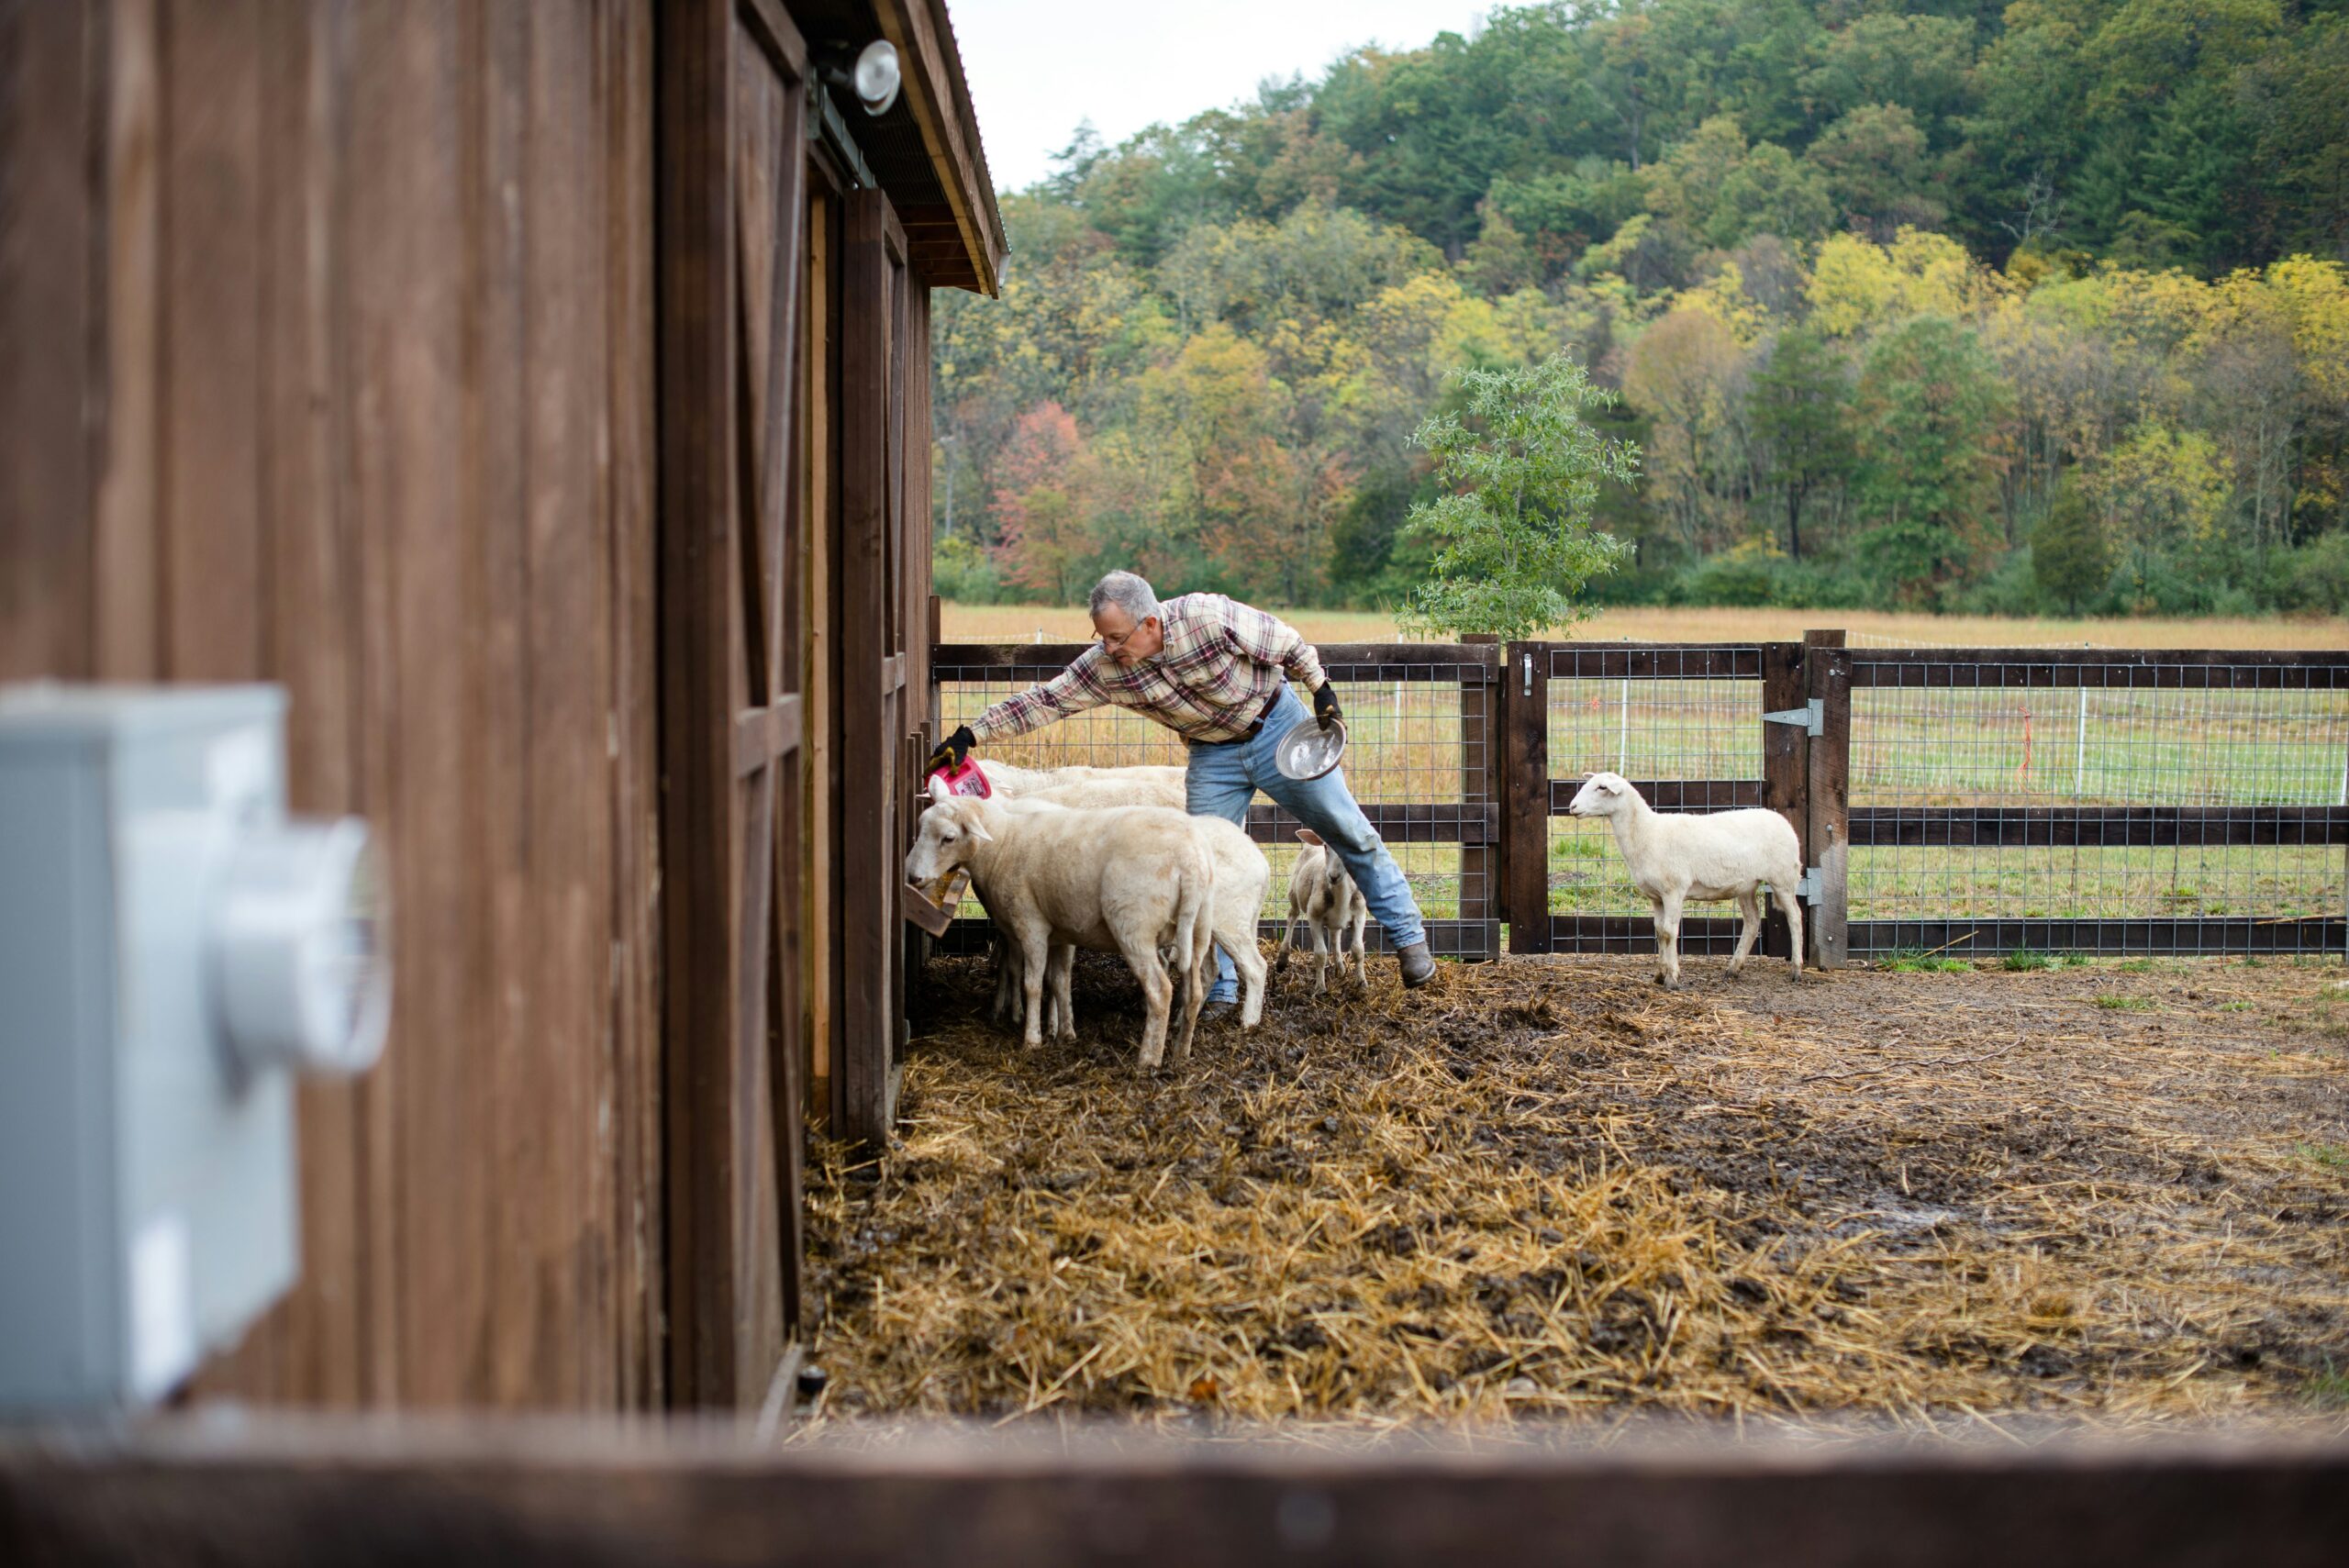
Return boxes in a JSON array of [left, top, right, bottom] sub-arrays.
[[804, 947, 2349, 1434]]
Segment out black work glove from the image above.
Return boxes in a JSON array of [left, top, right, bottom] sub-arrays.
[[927, 724, 975, 775], [1313, 682, 1341, 731]]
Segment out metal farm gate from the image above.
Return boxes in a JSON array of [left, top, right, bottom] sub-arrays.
[[1512, 639, 2348, 962]]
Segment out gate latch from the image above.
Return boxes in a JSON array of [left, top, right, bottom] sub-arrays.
[[1764, 698, 1823, 737], [1795, 868, 1824, 906]]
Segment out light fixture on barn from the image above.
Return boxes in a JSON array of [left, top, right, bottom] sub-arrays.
[[818, 39, 901, 117]]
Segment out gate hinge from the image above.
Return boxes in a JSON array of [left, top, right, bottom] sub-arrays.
[[1764, 698, 1823, 737], [1795, 867, 1824, 906]]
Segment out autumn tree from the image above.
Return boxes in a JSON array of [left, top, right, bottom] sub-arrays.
[[1623, 306, 1746, 557], [990, 403, 1096, 603]]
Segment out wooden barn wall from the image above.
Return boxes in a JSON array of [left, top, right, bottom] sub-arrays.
[[0, 0, 663, 1410]]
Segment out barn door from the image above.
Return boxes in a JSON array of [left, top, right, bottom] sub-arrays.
[[657, 0, 809, 1409], [839, 189, 910, 1148]]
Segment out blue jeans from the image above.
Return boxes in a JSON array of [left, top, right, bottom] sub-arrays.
[[1186, 688, 1427, 1001]]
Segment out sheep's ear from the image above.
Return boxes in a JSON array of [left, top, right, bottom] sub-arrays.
[[1296, 828, 1324, 847], [1598, 775, 1625, 795], [929, 774, 952, 805], [965, 815, 994, 843]]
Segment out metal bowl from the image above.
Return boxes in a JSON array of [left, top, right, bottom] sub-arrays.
[[1273, 715, 1347, 782]]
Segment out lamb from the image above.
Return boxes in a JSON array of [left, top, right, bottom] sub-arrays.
[[1279, 828, 1368, 992], [1565, 770, 1804, 990], [906, 777, 1216, 1069], [982, 795, 1271, 1035]]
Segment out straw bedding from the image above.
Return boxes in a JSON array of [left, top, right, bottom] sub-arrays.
[[803, 951, 2349, 1432]]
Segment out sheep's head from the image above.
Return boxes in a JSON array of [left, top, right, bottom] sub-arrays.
[[1566, 772, 1635, 817], [907, 777, 995, 890], [1296, 828, 1351, 893]]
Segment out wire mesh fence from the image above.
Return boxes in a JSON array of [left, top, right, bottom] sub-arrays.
[[1524, 641, 2345, 961], [1543, 646, 1765, 936], [1844, 654, 2348, 956], [934, 639, 2343, 966], [930, 645, 1500, 959]]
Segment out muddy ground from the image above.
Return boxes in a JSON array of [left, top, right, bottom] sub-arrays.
[[802, 948, 2349, 1432]]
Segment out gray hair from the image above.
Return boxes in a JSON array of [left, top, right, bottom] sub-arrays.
[[1087, 571, 1160, 625]]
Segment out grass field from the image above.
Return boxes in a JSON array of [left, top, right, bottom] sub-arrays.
[[938, 602, 2348, 951]]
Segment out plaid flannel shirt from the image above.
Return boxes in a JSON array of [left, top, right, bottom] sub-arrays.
[[971, 594, 1330, 745]]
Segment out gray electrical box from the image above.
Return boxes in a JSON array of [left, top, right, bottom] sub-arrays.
[[0, 684, 388, 1415]]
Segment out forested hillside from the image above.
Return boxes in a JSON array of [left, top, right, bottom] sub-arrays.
[[931, 0, 2349, 616]]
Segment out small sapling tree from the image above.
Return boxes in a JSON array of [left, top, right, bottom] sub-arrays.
[[1397, 355, 1638, 642]]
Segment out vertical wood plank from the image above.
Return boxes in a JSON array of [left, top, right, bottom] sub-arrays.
[[658, 0, 740, 1407], [261, 0, 363, 1409], [464, 0, 535, 1411], [1806, 630, 1852, 971], [347, 0, 481, 1407], [602, 0, 663, 1413], [743, 30, 810, 1347], [839, 187, 897, 1149], [1760, 641, 1806, 962], [925, 592, 942, 733], [334, 0, 404, 1408], [803, 182, 837, 1129], [528, 0, 611, 1407], [0, 0, 99, 682], [93, 0, 162, 681], [160, 0, 264, 682], [1503, 642, 1549, 954], [156, 0, 277, 1400]]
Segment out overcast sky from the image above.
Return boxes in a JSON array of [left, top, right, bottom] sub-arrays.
[[951, 0, 1495, 195]]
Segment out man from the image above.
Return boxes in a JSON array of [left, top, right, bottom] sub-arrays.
[[928, 571, 1436, 1015]]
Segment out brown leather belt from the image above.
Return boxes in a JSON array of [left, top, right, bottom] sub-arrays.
[[1197, 686, 1286, 746]]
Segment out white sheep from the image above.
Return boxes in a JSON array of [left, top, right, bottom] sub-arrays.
[[970, 762, 1191, 1030], [1280, 828, 1368, 993], [984, 795, 1271, 1035], [906, 778, 1216, 1069], [1565, 771, 1804, 989], [977, 759, 1187, 805]]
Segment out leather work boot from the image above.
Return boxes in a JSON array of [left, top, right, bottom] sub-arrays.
[[1200, 999, 1237, 1024], [1397, 940, 1437, 988]]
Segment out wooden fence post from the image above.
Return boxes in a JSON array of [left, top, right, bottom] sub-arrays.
[[1461, 634, 1499, 962], [1503, 641, 1550, 954], [1805, 629, 1851, 970], [1760, 641, 1808, 961], [926, 594, 942, 737]]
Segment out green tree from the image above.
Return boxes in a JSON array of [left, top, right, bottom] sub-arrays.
[[1750, 327, 1854, 562], [1647, 116, 1835, 250], [1798, 10, 1978, 146], [2032, 476, 2111, 612], [2235, 16, 2349, 261], [1852, 316, 2010, 603], [1806, 104, 1945, 241], [1397, 355, 1638, 640]]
